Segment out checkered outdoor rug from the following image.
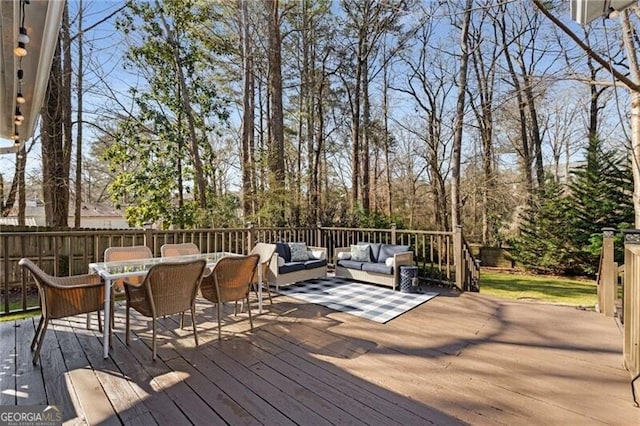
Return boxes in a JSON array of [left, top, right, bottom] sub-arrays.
[[278, 277, 438, 324]]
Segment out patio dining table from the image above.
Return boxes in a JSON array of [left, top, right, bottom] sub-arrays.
[[89, 252, 264, 359]]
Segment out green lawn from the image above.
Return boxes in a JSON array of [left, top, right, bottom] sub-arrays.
[[479, 271, 597, 307]]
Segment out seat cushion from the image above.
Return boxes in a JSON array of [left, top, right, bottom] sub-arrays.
[[275, 242, 292, 262], [359, 242, 381, 263], [362, 262, 393, 275], [304, 259, 327, 270], [378, 244, 411, 263], [337, 259, 366, 270], [279, 262, 305, 274]]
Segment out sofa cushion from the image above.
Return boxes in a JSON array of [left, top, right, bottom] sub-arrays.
[[359, 242, 381, 263], [304, 259, 327, 270], [362, 262, 393, 275], [308, 249, 326, 260], [378, 244, 411, 263], [337, 259, 366, 270], [288, 242, 309, 261], [275, 242, 291, 262], [279, 262, 306, 274], [351, 244, 371, 262], [337, 252, 351, 260]]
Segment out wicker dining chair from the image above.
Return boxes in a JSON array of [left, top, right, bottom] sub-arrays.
[[104, 245, 153, 291], [124, 259, 206, 361], [200, 254, 260, 340], [104, 246, 153, 329], [19, 258, 105, 365], [160, 243, 200, 257], [249, 243, 277, 304]]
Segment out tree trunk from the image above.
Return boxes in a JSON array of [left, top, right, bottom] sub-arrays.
[[240, 0, 254, 219], [158, 12, 207, 209], [450, 0, 473, 229], [42, 36, 67, 227], [264, 0, 286, 224], [621, 11, 640, 227], [74, 0, 83, 228], [361, 47, 371, 212]]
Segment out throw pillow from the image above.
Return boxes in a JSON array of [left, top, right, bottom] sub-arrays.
[[308, 249, 326, 260], [277, 256, 285, 267], [288, 242, 309, 261], [385, 257, 394, 267], [337, 251, 351, 260], [351, 244, 370, 262]]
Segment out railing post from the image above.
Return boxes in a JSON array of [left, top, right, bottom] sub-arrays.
[[247, 222, 254, 249], [623, 229, 640, 402], [599, 228, 616, 316], [391, 223, 397, 243], [454, 225, 464, 291], [144, 227, 154, 254], [316, 222, 322, 248]]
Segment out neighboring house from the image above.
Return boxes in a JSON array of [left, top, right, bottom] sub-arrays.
[[0, 200, 131, 229]]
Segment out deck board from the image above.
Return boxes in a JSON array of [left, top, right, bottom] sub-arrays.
[[2, 285, 638, 425], [0, 320, 16, 405]]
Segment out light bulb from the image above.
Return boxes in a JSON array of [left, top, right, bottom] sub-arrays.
[[17, 69, 24, 80], [14, 107, 24, 124], [17, 27, 29, 45], [16, 92, 25, 104], [14, 42, 27, 57]]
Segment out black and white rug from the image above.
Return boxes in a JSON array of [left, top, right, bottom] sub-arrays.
[[278, 277, 438, 324]]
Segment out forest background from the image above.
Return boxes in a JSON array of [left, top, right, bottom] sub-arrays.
[[0, 0, 637, 276]]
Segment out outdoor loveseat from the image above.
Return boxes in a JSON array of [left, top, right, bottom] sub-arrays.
[[268, 242, 328, 289], [334, 243, 414, 290]]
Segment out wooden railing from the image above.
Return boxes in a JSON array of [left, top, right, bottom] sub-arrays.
[[1, 224, 479, 315], [598, 228, 640, 405]]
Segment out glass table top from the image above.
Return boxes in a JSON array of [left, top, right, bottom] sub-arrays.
[[89, 252, 236, 279]]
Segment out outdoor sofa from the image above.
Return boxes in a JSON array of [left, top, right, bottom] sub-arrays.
[[268, 242, 328, 289], [334, 243, 414, 290]]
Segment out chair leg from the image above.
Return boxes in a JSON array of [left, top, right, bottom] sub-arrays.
[[152, 319, 157, 361], [31, 316, 44, 351], [32, 318, 49, 365], [217, 303, 222, 341], [191, 305, 198, 347], [263, 281, 273, 304], [246, 295, 253, 331], [180, 312, 185, 329], [125, 301, 131, 345], [97, 309, 103, 333]]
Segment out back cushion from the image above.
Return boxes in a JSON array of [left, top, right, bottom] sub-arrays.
[[275, 242, 292, 262], [378, 244, 411, 263], [358, 242, 381, 263]]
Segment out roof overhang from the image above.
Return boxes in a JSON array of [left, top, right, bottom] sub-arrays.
[[0, 0, 64, 155], [570, 0, 637, 24]]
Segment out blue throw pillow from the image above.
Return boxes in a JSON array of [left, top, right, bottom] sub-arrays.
[[350, 244, 370, 262]]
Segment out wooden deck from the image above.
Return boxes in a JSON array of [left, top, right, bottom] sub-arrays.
[[0, 285, 637, 425]]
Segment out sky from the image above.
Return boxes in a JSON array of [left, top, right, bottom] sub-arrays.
[[0, 0, 633, 191]]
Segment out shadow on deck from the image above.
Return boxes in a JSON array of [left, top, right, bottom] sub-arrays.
[[0, 285, 636, 425]]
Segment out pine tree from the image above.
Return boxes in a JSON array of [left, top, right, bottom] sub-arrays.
[[567, 138, 633, 274], [511, 180, 575, 274], [512, 138, 633, 275]]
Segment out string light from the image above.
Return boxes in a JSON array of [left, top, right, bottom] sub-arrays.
[[13, 1, 30, 57], [14, 107, 24, 125], [16, 65, 25, 104]]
